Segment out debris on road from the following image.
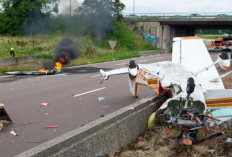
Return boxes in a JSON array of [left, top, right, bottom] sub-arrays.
[[45, 126, 59, 129], [41, 103, 48, 106], [10, 130, 18, 136], [100, 114, 104, 117], [19, 123, 32, 126], [128, 107, 134, 110], [98, 96, 107, 101]]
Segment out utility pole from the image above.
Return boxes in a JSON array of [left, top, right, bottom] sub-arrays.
[[133, 0, 135, 14], [70, 0, 71, 16]]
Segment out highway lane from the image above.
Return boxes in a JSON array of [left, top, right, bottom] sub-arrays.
[[0, 51, 222, 156]]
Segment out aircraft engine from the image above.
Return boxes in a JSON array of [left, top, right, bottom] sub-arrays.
[[218, 52, 230, 70], [128, 60, 138, 80]]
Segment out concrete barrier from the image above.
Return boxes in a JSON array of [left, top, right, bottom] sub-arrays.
[[0, 56, 41, 66], [138, 50, 162, 56], [15, 96, 165, 157]]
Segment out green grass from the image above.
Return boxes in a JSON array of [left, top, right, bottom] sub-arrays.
[[0, 21, 160, 76]]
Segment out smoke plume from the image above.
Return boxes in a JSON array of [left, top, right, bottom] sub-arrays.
[[41, 37, 79, 70]]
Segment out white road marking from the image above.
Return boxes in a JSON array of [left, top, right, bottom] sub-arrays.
[[115, 63, 126, 65], [138, 60, 148, 62], [91, 74, 101, 77], [72, 87, 106, 97]]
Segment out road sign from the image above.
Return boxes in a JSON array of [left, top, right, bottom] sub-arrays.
[[109, 41, 117, 55]]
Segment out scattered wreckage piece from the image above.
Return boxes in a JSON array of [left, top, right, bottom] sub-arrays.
[[0, 103, 13, 131], [4, 69, 62, 75]]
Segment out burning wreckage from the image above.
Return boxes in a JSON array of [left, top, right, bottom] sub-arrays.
[[5, 37, 79, 75], [1, 37, 79, 130]]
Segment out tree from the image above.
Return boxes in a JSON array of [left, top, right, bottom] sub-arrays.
[[77, 0, 113, 42], [112, 0, 125, 22], [0, 0, 60, 35], [76, 0, 125, 43]]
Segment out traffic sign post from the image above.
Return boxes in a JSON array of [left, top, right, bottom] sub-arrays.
[[109, 41, 117, 55]]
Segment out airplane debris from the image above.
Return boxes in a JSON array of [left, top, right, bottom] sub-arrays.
[[209, 149, 216, 154], [10, 130, 18, 136], [99, 36, 232, 145], [226, 138, 232, 143], [98, 96, 107, 101], [41, 103, 48, 106], [45, 126, 59, 129], [0, 103, 13, 131], [128, 107, 134, 110], [20, 122, 32, 126]]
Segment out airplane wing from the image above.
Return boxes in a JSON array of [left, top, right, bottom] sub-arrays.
[[172, 37, 224, 90], [100, 68, 128, 83]]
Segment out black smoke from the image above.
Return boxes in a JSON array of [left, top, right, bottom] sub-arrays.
[[41, 37, 79, 70]]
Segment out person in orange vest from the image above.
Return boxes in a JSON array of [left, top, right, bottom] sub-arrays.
[[10, 47, 15, 57]]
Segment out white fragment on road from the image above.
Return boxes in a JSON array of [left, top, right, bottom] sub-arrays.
[[101, 106, 110, 108], [98, 96, 107, 101], [41, 103, 48, 106], [36, 77, 41, 78], [91, 74, 101, 77], [72, 87, 106, 97], [10, 130, 18, 136], [115, 63, 126, 65], [128, 107, 134, 110]]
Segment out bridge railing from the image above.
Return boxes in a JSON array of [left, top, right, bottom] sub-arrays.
[[123, 12, 232, 19]]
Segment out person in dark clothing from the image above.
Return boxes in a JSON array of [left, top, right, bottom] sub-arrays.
[[10, 48, 15, 57]]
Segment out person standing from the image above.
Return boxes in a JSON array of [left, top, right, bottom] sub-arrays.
[[10, 47, 15, 57]]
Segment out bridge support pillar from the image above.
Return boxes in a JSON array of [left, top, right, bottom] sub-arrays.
[[161, 25, 195, 53], [161, 25, 171, 54]]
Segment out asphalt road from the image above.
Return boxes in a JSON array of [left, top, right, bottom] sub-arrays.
[[0, 49, 224, 156]]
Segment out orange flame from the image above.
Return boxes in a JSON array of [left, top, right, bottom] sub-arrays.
[[54, 62, 62, 70], [38, 55, 68, 72], [38, 68, 49, 72], [60, 55, 68, 63]]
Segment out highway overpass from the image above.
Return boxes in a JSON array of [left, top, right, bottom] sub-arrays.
[[123, 12, 232, 53]]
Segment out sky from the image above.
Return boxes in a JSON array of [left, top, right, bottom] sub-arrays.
[[59, 0, 232, 15]]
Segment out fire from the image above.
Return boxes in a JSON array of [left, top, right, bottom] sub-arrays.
[[60, 55, 68, 63], [38, 68, 49, 72], [54, 62, 62, 70], [38, 55, 68, 72]]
